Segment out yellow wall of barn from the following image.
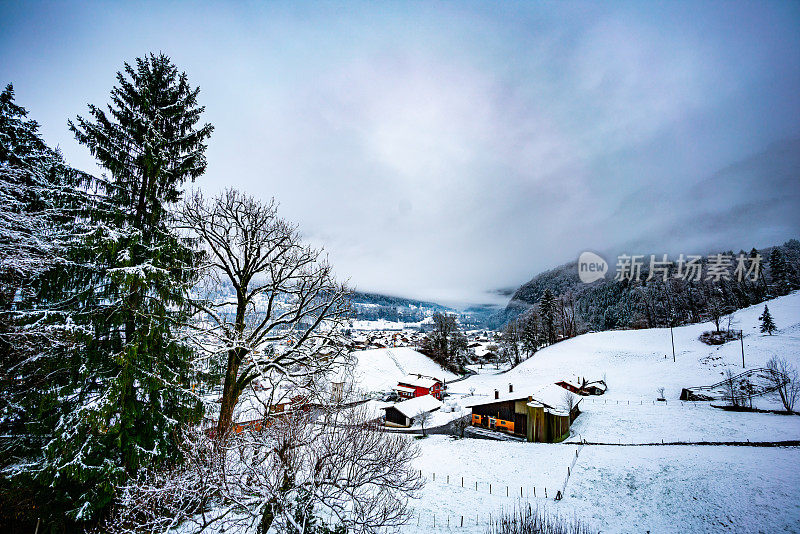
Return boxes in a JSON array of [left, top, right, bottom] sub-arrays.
[[471, 414, 514, 433]]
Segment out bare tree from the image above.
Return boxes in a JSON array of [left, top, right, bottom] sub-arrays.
[[420, 312, 467, 372], [451, 410, 470, 438], [106, 402, 423, 533], [500, 321, 521, 367], [561, 391, 575, 415], [766, 356, 799, 413], [706, 287, 731, 333], [723, 369, 742, 408], [179, 189, 352, 438], [415, 410, 432, 437], [657, 387, 666, 400]]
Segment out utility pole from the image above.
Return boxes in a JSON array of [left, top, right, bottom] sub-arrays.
[[670, 313, 676, 363], [670, 323, 676, 363], [740, 331, 745, 368]]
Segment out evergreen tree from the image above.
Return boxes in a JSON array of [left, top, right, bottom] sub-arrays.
[[24, 54, 213, 522], [519, 310, 540, 357], [420, 312, 467, 371], [539, 289, 557, 344], [768, 248, 792, 296], [0, 84, 98, 527], [759, 304, 777, 335]]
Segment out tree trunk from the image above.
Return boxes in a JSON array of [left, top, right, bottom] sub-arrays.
[[216, 349, 243, 438]]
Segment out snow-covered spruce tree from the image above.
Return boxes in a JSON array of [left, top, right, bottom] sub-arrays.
[[28, 54, 213, 522], [178, 189, 352, 438], [0, 85, 98, 526], [759, 304, 776, 335], [539, 289, 557, 345], [519, 309, 541, 357], [768, 248, 793, 296]]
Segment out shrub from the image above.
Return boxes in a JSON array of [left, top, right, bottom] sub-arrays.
[[484, 505, 595, 534]]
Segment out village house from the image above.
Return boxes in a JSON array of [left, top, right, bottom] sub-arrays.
[[555, 377, 607, 396], [393, 373, 445, 400], [383, 394, 443, 428], [466, 384, 582, 443]]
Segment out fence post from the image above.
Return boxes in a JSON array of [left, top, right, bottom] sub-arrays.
[[462, 477, 464, 487], [461, 516, 464, 527]]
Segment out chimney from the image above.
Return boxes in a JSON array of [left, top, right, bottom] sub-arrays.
[[509, 383, 513, 393], [494, 389, 499, 400]]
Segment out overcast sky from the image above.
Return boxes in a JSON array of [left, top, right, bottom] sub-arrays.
[[2, 1, 799, 306]]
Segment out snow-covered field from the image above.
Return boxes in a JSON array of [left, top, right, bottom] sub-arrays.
[[363, 292, 800, 532], [403, 438, 800, 533], [457, 291, 800, 404], [350, 347, 459, 394], [567, 399, 800, 444]]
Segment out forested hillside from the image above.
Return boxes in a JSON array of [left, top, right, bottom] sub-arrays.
[[497, 241, 800, 334], [350, 291, 451, 322]]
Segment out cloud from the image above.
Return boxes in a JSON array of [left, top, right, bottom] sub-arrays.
[[1, 1, 799, 305]]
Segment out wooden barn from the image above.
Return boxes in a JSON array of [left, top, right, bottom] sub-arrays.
[[393, 373, 444, 400], [466, 384, 581, 442], [383, 394, 443, 427]]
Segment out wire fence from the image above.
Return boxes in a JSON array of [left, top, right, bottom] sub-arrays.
[[415, 445, 583, 503]]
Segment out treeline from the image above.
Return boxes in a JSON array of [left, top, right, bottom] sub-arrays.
[[499, 243, 800, 340], [350, 291, 449, 323]]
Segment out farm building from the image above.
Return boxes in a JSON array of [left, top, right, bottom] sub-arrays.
[[393, 373, 445, 400], [383, 394, 443, 427], [555, 378, 607, 396], [466, 384, 582, 442]]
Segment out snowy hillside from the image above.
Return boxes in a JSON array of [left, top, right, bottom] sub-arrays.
[[349, 347, 459, 394], [399, 292, 800, 533], [459, 291, 800, 402]]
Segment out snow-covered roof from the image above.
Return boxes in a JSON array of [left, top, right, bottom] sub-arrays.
[[384, 394, 443, 418], [464, 384, 581, 412], [393, 385, 415, 393], [398, 373, 441, 389], [533, 384, 581, 410]]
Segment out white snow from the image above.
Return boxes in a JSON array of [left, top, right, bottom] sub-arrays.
[[349, 347, 458, 394], [388, 394, 444, 419]]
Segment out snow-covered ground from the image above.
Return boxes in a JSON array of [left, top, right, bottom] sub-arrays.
[[350, 347, 459, 394], [458, 291, 800, 403], [564, 445, 800, 533], [404, 437, 800, 533], [361, 292, 800, 532], [566, 399, 800, 444]]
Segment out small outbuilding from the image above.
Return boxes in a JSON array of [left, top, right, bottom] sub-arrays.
[[383, 394, 443, 428]]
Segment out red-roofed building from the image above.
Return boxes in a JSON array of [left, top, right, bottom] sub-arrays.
[[393, 373, 444, 400]]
